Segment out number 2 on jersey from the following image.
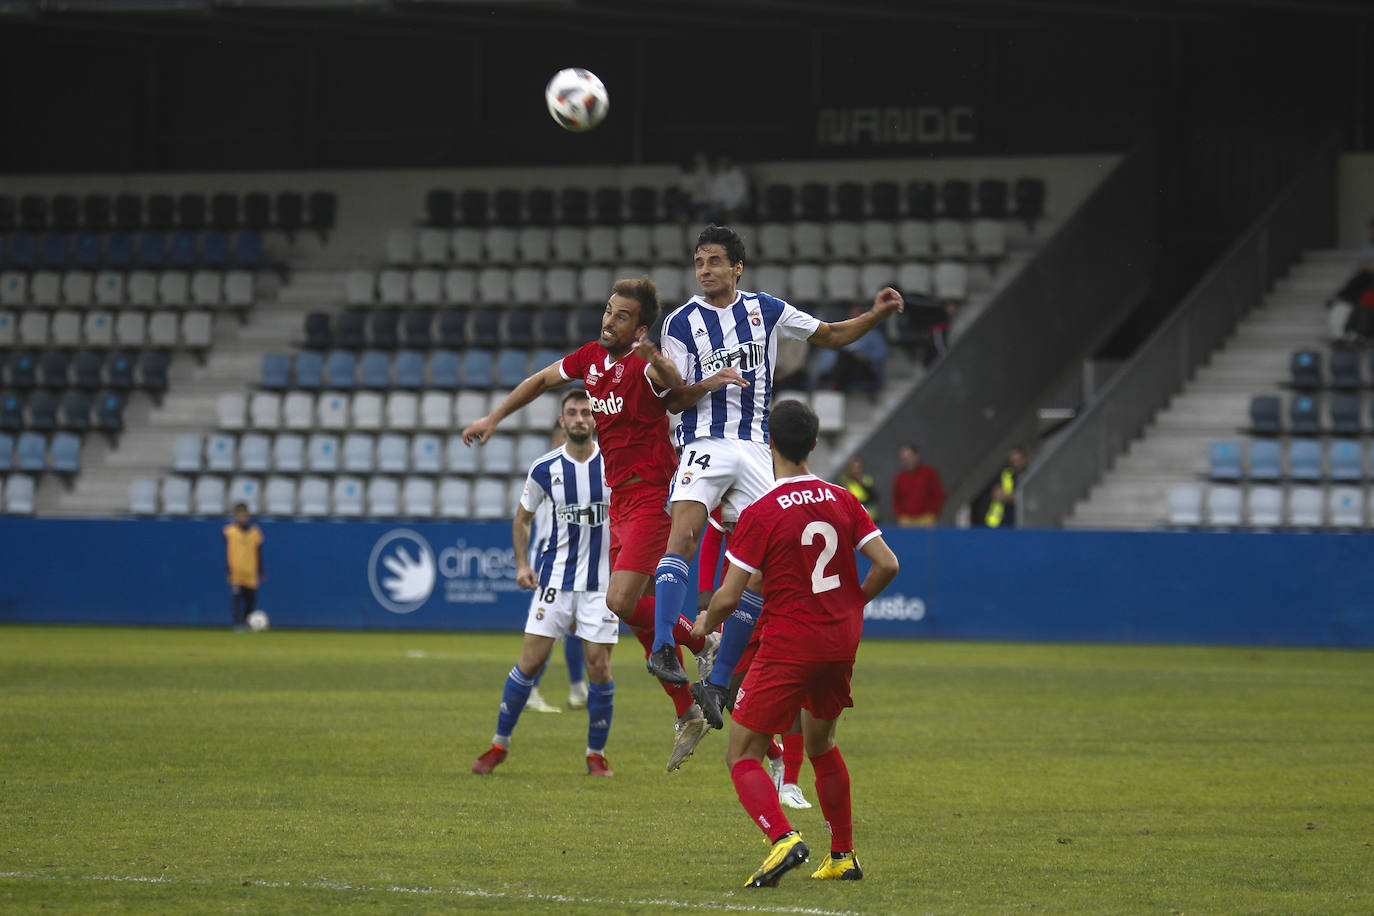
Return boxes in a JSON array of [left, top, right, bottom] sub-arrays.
[[801, 521, 840, 594]]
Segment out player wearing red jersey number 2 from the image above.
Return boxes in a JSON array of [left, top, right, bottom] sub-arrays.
[[691, 399, 899, 888], [462, 276, 731, 772]]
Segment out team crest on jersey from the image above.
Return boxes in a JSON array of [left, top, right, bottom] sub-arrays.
[[613, 362, 625, 381], [680, 471, 694, 486], [749, 310, 762, 326], [535, 608, 546, 620]]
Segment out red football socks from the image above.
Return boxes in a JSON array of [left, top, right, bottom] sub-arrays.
[[628, 594, 706, 654], [731, 758, 793, 843], [766, 737, 783, 761], [782, 732, 804, 784], [634, 625, 694, 717], [809, 745, 853, 853]]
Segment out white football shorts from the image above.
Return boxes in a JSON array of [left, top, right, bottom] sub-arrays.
[[667, 437, 774, 526], [523, 586, 620, 644]]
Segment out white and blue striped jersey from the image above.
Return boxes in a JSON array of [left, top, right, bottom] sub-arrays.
[[661, 290, 820, 447], [520, 445, 610, 592]]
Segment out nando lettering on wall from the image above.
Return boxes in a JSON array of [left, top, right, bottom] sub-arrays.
[[368, 528, 519, 615], [817, 105, 976, 147]]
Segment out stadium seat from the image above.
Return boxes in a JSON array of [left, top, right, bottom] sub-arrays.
[[787, 265, 822, 306], [39, 236, 70, 270], [317, 393, 349, 430], [822, 264, 861, 302], [1288, 486, 1324, 527], [401, 477, 436, 517], [261, 353, 291, 390], [345, 270, 376, 306], [294, 351, 324, 389], [114, 311, 146, 348], [1289, 393, 1321, 436], [0, 431, 10, 470], [39, 351, 70, 389], [1246, 485, 1283, 527], [225, 271, 254, 308], [359, 350, 391, 389], [1290, 350, 1322, 390], [436, 309, 466, 350], [551, 226, 587, 265], [419, 392, 452, 431], [417, 228, 450, 265], [477, 267, 512, 304], [410, 433, 442, 473], [1328, 487, 1364, 527], [106, 234, 134, 269], [517, 226, 552, 264], [971, 219, 1008, 261], [1208, 440, 1243, 481], [756, 223, 792, 262], [0, 312, 12, 347], [378, 434, 409, 473], [1205, 484, 1243, 526], [545, 267, 578, 305], [896, 221, 934, 261], [4, 474, 35, 514], [60, 391, 90, 431], [584, 227, 618, 265], [159, 476, 192, 516], [332, 476, 365, 517], [299, 476, 330, 517], [1014, 177, 1047, 229], [386, 227, 418, 265], [429, 351, 461, 389], [486, 227, 518, 264], [511, 267, 544, 306], [791, 222, 826, 260], [28, 392, 58, 431], [616, 225, 652, 263], [438, 477, 472, 517], [471, 477, 507, 519], [172, 434, 203, 472], [0, 271, 26, 307], [515, 433, 549, 471], [250, 392, 281, 430], [93, 270, 124, 307], [1330, 392, 1361, 436], [147, 311, 179, 348], [337, 311, 368, 349], [303, 313, 333, 351], [451, 228, 484, 268], [1247, 439, 1281, 481], [976, 179, 1009, 219], [826, 222, 863, 261], [367, 477, 400, 517], [307, 434, 340, 472], [480, 434, 516, 475], [95, 393, 125, 432], [194, 476, 227, 516], [50, 432, 80, 473], [1328, 439, 1364, 481], [906, 180, 936, 220], [128, 477, 158, 515], [558, 188, 589, 226], [126, 270, 157, 307], [812, 391, 845, 433], [1166, 484, 1203, 526], [264, 476, 296, 516], [386, 391, 418, 430], [445, 433, 479, 474], [61, 271, 93, 306], [8, 351, 37, 390], [343, 433, 375, 472], [18, 312, 49, 347], [16, 431, 46, 470], [138, 348, 168, 394], [463, 350, 495, 389], [325, 351, 357, 389], [240, 434, 271, 473], [352, 391, 384, 430], [157, 271, 190, 306], [205, 432, 237, 472], [273, 434, 305, 473], [402, 310, 434, 348], [751, 264, 789, 302], [282, 392, 314, 430], [73, 351, 104, 390], [1249, 395, 1281, 435], [369, 310, 399, 349], [0, 393, 23, 431], [201, 231, 230, 269], [933, 261, 969, 301], [1330, 348, 1361, 389], [218, 392, 247, 431]]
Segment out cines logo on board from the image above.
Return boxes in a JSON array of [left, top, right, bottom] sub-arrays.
[[368, 529, 519, 614]]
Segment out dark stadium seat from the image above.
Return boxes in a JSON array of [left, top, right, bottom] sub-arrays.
[[559, 188, 590, 226], [0, 393, 23, 430], [7, 233, 36, 270], [336, 311, 366, 350], [39, 352, 69, 389], [7, 351, 37, 389], [394, 350, 425, 389], [40, 234, 71, 269], [459, 189, 489, 227], [147, 194, 176, 231], [293, 350, 324, 389], [1207, 440, 1242, 481], [29, 390, 58, 430], [360, 350, 391, 388], [941, 179, 972, 219], [139, 232, 166, 268], [260, 353, 290, 390], [304, 313, 333, 351], [977, 178, 1009, 218], [19, 194, 47, 232], [140, 351, 170, 394], [462, 349, 494, 388], [799, 182, 829, 221], [1289, 393, 1321, 436], [325, 350, 357, 389], [74, 233, 102, 270], [429, 350, 460, 388], [469, 308, 502, 348], [105, 233, 133, 269], [437, 309, 466, 348], [73, 351, 104, 390], [1290, 350, 1322, 390], [177, 194, 207, 232], [114, 194, 143, 231], [234, 231, 263, 269], [369, 309, 399, 349], [82, 194, 112, 232], [1330, 348, 1361, 389], [496, 349, 528, 388], [276, 192, 304, 235], [1249, 395, 1281, 435], [96, 393, 126, 432], [60, 391, 91, 432], [835, 182, 864, 221], [243, 192, 271, 231], [906, 180, 936, 219], [426, 188, 456, 228], [201, 231, 230, 269], [534, 307, 570, 349], [570, 308, 602, 343], [593, 187, 623, 226], [1014, 177, 1046, 228], [0, 195, 15, 233], [403, 308, 433, 348], [308, 191, 337, 235], [52, 194, 80, 232], [762, 184, 795, 222], [493, 189, 522, 226], [169, 232, 198, 269], [628, 186, 658, 224], [107, 352, 135, 390], [211, 192, 240, 231], [502, 307, 538, 348], [527, 188, 555, 227], [1330, 392, 1361, 436]]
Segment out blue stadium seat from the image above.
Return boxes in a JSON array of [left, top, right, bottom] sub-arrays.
[[1208, 440, 1242, 481], [359, 350, 391, 389], [234, 231, 264, 269], [73, 352, 104, 390], [50, 432, 80, 473], [1247, 439, 1281, 481], [169, 232, 198, 269], [394, 350, 425, 389], [429, 350, 460, 389], [1289, 350, 1322, 390], [138, 232, 166, 268], [28, 391, 58, 430], [0, 394, 21, 431], [403, 309, 433, 348], [325, 351, 357, 389], [303, 313, 332, 350], [105, 233, 133, 269], [8, 351, 37, 390], [261, 353, 290, 390], [201, 231, 230, 269], [1249, 396, 1281, 436], [39, 352, 70, 389], [96, 393, 126, 432], [74, 233, 102, 270], [60, 391, 91, 431], [1329, 392, 1361, 436], [437, 309, 466, 349], [8, 233, 36, 270], [496, 349, 529, 388], [107, 353, 135, 390], [1330, 348, 1361, 389], [1328, 439, 1364, 482], [0, 431, 12, 471], [140, 352, 170, 394], [531, 348, 563, 373], [1288, 439, 1323, 482], [16, 431, 47, 470], [1289, 393, 1321, 436], [369, 310, 399, 349], [294, 350, 324, 389], [336, 310, 366, 350], [462, 350, 494, 389], [503, 307, 538, 348], [470, 309, 501, 348], [40, 234, 71, 269]]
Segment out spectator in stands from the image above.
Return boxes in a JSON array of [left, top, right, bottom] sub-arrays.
[[814, 302, 888, 393], [891, 443, 944, 526], [706, 155, 750, 224], [838, 456, 879, 522], [224, 502, 263, 631], [671, 152, 713, 222], [970, 446, 1029, 528], [902, 293, 958, 366], [1331, 218, 1374, 341]]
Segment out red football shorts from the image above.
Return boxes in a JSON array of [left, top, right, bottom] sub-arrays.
[[730, 654, 855, 737], [608, 480, 672, 577]]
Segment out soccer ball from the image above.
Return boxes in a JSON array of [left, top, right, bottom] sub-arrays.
[[247, 610, 270, 632], [545, 68, 609, 132]]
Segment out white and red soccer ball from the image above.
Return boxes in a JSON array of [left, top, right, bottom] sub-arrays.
[[545, 68, 609, 132]]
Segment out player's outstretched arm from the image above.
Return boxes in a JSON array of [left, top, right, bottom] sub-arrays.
[[807, 286, 904, 350], [512, 504, 539, 590], [691, 559, 750, 638], [461, 361, 567, 445], [634, 334, 683, 390], [664, 367, 751, 414], [858, 534, 900, 602]]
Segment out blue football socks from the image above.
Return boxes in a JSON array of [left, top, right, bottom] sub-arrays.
[[495, 665, 536, 739], [564, 635, 585, 685], [652, 553, 690, 651], [707, 588, 762, 689], [586, 680, 615, 754]]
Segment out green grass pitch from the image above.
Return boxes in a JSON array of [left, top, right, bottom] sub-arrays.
[[2, 625, 1371, 914]]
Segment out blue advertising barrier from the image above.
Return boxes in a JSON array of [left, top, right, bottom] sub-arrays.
[[0, 519, 1370, 648]]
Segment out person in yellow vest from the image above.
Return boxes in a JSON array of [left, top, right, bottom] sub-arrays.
[[976, 446, 1029, 528], [224, 502, 264, 630], [837, 456, 879, 522]]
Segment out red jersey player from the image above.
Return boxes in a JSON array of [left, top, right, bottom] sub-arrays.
[[462, 276, 734, 771], [691, 398, 899, 888]]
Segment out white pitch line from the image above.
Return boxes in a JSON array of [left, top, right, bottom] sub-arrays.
[[0, 871, 883, 915]]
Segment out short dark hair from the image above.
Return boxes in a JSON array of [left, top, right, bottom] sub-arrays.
[[695, 224, 746, 267], [610, 275, 661, 330], [232, 502, 249, 513], [769, 399, 819, 464], [561, 388, 589, 410]]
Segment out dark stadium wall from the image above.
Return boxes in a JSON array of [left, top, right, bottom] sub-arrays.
[[0, 519, 1369, 648]]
